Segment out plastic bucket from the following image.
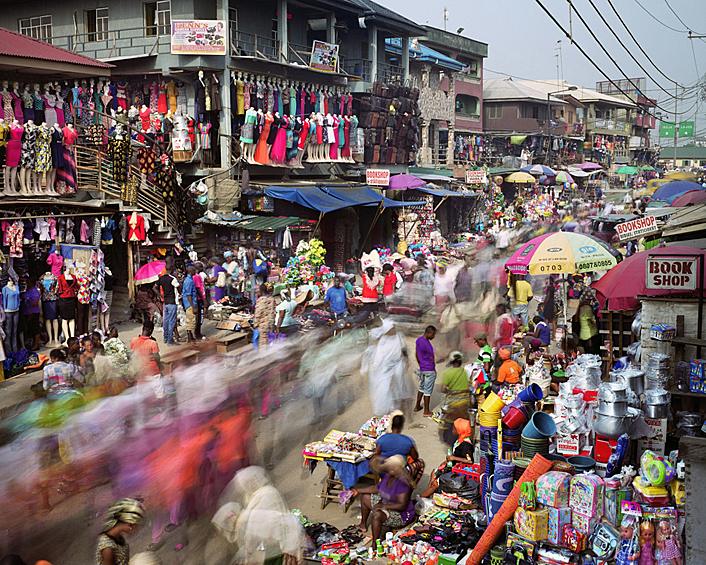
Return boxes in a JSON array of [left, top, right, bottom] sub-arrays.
[[567, 455, 596, 473], [481, 392, 506, 413], [502, 406, 528, 430], [518, 383, 544, 403], [522, 411, 557, 439]]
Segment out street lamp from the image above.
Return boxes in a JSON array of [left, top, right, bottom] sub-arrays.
[[547, 86, 578, 167]]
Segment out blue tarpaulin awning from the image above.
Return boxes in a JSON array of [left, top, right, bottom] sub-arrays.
[[415, 187, 474, 198], [264, 186, 355, 213], [321, 186, 425, 208]]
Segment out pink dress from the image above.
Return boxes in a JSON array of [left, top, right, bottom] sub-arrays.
[[11, 93, 23, 124], [270, 116, 288, 164], [329, 116, 339, 160], [6, 124, 22, 167]]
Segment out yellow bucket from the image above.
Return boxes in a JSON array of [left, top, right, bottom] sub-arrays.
[[478, 412, 501, 427], [480, 392, 506, 413]]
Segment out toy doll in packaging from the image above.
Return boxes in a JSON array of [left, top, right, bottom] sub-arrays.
[[655, 520, 682, 565], [638, 520, 655, 565], [615, 515, 640, 565]]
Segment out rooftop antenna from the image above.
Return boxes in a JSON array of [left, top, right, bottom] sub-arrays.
[[442, 6, 449, 31]]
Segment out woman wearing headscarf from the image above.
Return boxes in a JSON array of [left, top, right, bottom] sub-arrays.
[[351, 455, 415, 542], [438, 351, 472, 445], [95, 498, 145, 565], [419, 418, 474, 498], [208, 466, 304, 565]]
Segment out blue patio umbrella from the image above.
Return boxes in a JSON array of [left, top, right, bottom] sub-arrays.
[[521, 164, 556, 176], [651, 180, 704, 202]]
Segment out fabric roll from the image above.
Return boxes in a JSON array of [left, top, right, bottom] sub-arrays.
[[468, 454, 553, 565]]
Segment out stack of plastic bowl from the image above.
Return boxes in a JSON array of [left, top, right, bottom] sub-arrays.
[[512, 456, 531, 481], [521, 411, 556, 457], [502, 426, 522, 453]]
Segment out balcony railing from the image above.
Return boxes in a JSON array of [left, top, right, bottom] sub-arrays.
[[287, 41, 311, 66], [231, 30, 278, 61], [342, 58, 372, 82], [378, 61, 404, 84], [50, 27, 170, 60]]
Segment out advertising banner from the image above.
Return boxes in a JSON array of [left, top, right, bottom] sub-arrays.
[[615, 215, 658, 241], [646, 257, 698, 290], [171, 20, 226, 55], [310, 40, 339, 72]]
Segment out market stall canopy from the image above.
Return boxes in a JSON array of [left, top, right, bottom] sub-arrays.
[[387, 174, 427, 191], [575, 162, 604, 171], [521, 165, 556, 176], [591, 246, 706, 310], [505, 172, 536, 183], [661, 202, 706, 238], [555, 171, 574, 184], [615, 166, 639, 175], [0, 27, 113, 78], [264, 186, 356, 213], [505, 231, 622, 275], [651, 180, 704, 203], [414, 186, 475, 197], [670, 190, 706, 207], [197, 211, 302, 231], [320, 185, 425, 207], [567, 167, 591, 178]]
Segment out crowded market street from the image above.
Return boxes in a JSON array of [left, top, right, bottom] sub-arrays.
[[0, 1, 705, 565]]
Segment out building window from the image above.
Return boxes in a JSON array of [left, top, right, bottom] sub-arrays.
[[271, 18, 278, 43], [487, 105, 502, 119], [145, 1, 170, 37], [456, 94, 479, 116], [683, 160, 691, 166], [700, 160, 706, 167], [18, 15, 52, 43], [229, 7, 237, 42], [567, 110, 574, 125], [85, 8, 109, 42]]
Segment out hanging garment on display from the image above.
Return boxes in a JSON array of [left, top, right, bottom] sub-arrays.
[[286, 118, 297, 162], [137, 147, 156, 175], [6, 124, 22, 167], [55, 93, 65, 126], [0, 122, 8, 166], [193, 77, 206, 120], [139, 106, 151, 131], [116, 81, 128, 111], [240, 108, 256, 143], [56, 126, 77, 194], [93, 89, 103, 124], [11, 92, 23, 125], [158, 82, 168, 114], [243, 81, 251, 109], [156, 164, 178, 204], [176, 82, 187, 115], [32, 93, 45, 125], [149, 82, 159, 113], [100, 95, 113, 129], [2, 92, 14, 122], [270, 115, 287, 164], [198, 122, 212, 150], [166, 80, 177, 114], [235, 79, 245, 115], [281, 85, 290, 116], [122, 173, 139, 205], [21, 91, 34, 123], [50, 127, 65, 171], [19, 124, 37, 169], [79, 89, 92, 127], [254, 113, 272, 165], [106, 137, 132, 188], [34, 125, 52, 174], [210, 79, 222, 112]]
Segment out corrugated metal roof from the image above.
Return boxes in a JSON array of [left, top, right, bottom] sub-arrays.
[[235, 216, 300, 231], [0, 27, 112, 68]]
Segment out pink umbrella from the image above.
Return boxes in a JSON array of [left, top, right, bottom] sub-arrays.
[[575, 162, 603, 171], [670, 190, 706, 207], [387, 174, 426, 191], [134, 260, 166, 285]]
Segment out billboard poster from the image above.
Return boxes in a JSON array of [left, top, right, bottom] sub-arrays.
[[171, 20, 227, 55], [310, 40, 339, 72]]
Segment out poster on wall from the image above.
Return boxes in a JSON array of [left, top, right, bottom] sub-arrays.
[[171, 20, 227, 55], [310, 40, 339, 72]]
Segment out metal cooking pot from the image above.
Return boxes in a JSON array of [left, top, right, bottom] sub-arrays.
[[562, 415, 584, 434], [564, 394, 585, 409], [604, 382, 628, 401], [643, 403, 668, 418], [597, 398, 628, 417], [622, 370, 645, 396], [645, 389, 671, 404], [593, 408, 641, 439]]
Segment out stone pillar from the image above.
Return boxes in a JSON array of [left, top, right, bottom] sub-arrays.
[[326, 12, 336, 44], [401, 35, 409, 82], [220, 0, 232, 168], [446, 125, 454, 166], [278, 0, 288, 62], [369, 26, 378, 84]]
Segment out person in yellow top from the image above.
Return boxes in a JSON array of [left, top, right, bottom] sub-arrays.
[[508, 274, 533, 326], [574, 292, 599, 354]]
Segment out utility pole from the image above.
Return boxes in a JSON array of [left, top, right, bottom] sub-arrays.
[[674, 82, 678, 168]]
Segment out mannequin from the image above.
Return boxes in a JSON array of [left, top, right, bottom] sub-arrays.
[[11, 82, 22, 125], [56, 123, 77, 194], [32, 84, 45, 125], [41, 268, 60, 347], [71, 80, 80, 119], [34, 122, 52, 195], [0, 118, 7, 191], [3, 277, 20, 353], [240, 106, 257, 162], [5, 119, 22, 194], [58, 264, 78, 343], [43, 83, 58, 126], [21, 84, 33, 124], [45, 123, 63, 195], [1, 81, 14, 122], [18, 119, 37, 195]]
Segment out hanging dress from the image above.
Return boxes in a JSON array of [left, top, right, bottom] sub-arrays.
[[19, 125, 37, 169], [254, 113, 273, 165], [100, 95, 113, 129], [55, 93, 65, 126], [266, 114, 280, 146], [239, 108, 256, 144], [56, 126, 78, 194], [287, 118, 299, 162], [79, 89, 93, 127], [6, 124, 22, 167], [32, 94, 45, 125], [270, 115, 288, 165], [158, 82, 168, 114], [2, 92, 14, 122], [21, 92, 34, 123], [329, 116, 339, 160], [34, 125, 52, 174], [149, 82, 159, 113]]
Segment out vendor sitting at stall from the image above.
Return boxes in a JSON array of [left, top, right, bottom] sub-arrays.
[[438, 351, 472, 445], [521, 316, 552, 352], [275, 289, 300, 336], [419, 418, 474, 499], [352, 455, 415, 542], [493, 348, 522, 391], [373, 412, 425, 486]]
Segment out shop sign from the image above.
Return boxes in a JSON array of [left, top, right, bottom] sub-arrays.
[[171, 20, 227, 55], [465, 170, 487, 184], [366, 169, 390, 187], [615, 215, 658, 241], [646, 257, 698, 290], [310, 40, 339, 73]]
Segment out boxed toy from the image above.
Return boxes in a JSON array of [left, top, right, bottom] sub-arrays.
[[544, 506, 571, 545], [562, 524, 587, 552], [689, 359, 705, 379], [650, 324, 676, 341], [571, 509, 600, 537], [569, 473, 605, 518], [514, 507, 549, 541], [536, 471, 572, 508], [605, 486, 632, 527]]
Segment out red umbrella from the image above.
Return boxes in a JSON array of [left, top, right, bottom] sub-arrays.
[[591, 246, 706, 310], [670, 190, 706, 207]]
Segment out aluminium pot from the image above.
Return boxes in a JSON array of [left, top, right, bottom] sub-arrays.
[[593, 408, 641, 439], [643, 403, 669, 419], [622, 370, 645, 396], [597, 398, 628, 417]]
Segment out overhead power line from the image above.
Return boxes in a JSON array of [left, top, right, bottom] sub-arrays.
[[584, 0, 677, 98], [632, 0, 684, 32], [663, 0, 706, 35], [567, 0, 686, 116], [606, 0, 684, 87]]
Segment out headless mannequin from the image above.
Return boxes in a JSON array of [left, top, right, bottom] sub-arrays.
[[19, 120, 36, 195], [5, 119, 20, 194], [61, 268, 76, 343], [45, 123, 61, 195], [32, 122, 50, 196], [3, 279, 20, 353], [0, 117, 6, 191], [43, 261, 60, 346]]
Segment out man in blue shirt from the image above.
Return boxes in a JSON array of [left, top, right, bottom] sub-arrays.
[[373, 413, 425, 485], [324, 276, 347, 317], [182, 265, 199, 343]]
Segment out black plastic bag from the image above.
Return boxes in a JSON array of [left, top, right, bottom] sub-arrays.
[[437, 472, 480, 502]]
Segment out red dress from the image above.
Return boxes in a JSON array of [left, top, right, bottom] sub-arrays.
[[158, 83, 168, 114], [6, 124, 22, 167], [254, 114, 272, 165]]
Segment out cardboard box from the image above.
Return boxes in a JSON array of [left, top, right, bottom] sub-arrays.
[[689, 373, 706, 394], [556, 433, 586, 456], [544, 506, 571, 545], [637, 439, 666, 457], [605, 487, 632, 526], [650, 324, 676, 341], [691, 359, 706, 379], [562, 524, 587, 552], [595, 461, 607, 478], [514, 507, 549, 541], [642, 418, 668, 442]]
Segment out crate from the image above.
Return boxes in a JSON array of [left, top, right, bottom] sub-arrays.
[[173, 149, 194, 163], [452, 463, 480, 482]]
